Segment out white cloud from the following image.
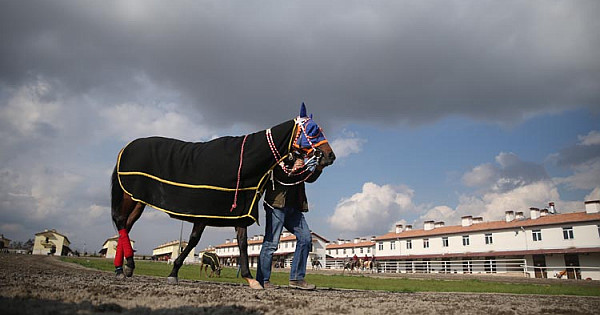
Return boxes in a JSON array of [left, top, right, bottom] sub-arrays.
[[578, 130, 600, 146], [0, 78, 61, 139], [462, 163, 497, 188], [462, 152, 548, 193], [552, 130, 600, 192], [586, 187, 600, 200], [100, 102, 212, 141], [328, 182, 417, 237], [419, 180, 578, 227], [556, 159, 600, 191], [419, 205, 455, 223], [329, 130, 366, 159]]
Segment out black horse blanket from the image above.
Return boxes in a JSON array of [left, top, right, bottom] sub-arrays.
[[117, 120, 296, 226]]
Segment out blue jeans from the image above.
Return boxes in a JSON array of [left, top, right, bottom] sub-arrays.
[[256, 206, 312, 285]]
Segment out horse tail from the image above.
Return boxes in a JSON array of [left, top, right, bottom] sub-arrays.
[[111, 165, 123, 222]]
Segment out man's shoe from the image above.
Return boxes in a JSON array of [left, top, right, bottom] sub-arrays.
[[263, 281, 278, 289], [289, 280, 316, 290]]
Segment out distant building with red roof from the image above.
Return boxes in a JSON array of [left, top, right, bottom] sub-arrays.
[[370, 200, 600, 279], [215, 231, 329, 268]]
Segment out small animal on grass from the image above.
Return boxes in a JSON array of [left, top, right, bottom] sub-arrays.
[[200, 252, 222, 277], [110, 103, 335, 290], [311, 259, 322, 270]]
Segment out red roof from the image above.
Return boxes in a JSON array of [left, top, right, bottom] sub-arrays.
[[375, 211, 600, 241]]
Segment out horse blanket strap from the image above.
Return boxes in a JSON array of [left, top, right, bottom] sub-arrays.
[[117, 120, 296, 225]]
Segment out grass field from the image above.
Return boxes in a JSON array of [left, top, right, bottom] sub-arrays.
[[61, 257, 600, 296]]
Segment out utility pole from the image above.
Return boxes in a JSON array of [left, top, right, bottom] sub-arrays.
[[178, 221, 184, 256]]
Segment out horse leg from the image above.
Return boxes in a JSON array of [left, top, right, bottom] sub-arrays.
[[167, 222, 206, 284], [235, 226, 262, 289], [112, 193, 144, 278], [122, 200, 145, 277]]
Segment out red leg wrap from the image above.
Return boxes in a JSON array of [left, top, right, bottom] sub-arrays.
[[114, 237, 123, 268], [119, 229, 134, 258]]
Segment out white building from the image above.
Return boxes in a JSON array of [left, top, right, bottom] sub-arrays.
[[152, 240, 195, 264], [372, 200, 600, 280], [32, 229, 72, 256], [326, 237, 376, 259], [215, 231, 329, 268], [99, 235, 135, 259]]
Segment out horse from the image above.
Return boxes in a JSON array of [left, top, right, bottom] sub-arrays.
[[342, 259, 361, 274], [200, 252, 222, 278], [311, 259, 322, 270], [362, 260, 378, 273], [110, 103, 335, 290]]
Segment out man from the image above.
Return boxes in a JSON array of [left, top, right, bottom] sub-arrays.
[[256, 155, 322, 290]]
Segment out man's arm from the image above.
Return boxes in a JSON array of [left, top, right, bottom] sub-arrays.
[[305, 165, 323, 183]]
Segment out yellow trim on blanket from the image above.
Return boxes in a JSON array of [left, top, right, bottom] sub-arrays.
[[116, 121, 297, 222], [117, 171, 258, 191]]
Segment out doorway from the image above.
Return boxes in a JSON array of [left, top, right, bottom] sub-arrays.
[[532, 255, 547, 278], [564, 254, 581, 280]]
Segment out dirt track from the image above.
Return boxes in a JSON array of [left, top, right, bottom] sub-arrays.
[[1, 254, 599, 314]]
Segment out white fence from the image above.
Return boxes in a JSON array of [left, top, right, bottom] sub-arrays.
[[325, 258, 600, 279], [326, 258, 527, 275]]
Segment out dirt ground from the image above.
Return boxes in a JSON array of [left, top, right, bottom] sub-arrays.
[[1, 254, 599, 314]]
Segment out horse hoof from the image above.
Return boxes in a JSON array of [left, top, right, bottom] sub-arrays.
[[123, 265, 134, 277], [167, 277, 179, 285], [245, 278, 263, 290]]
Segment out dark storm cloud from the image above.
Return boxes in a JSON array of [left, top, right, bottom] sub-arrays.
[[1, 0, 599, 129]]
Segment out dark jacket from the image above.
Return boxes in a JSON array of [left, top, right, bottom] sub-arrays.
[[264, 159, 322, 212]]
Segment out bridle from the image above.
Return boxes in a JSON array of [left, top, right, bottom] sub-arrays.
[[265, 117, 326, 186], [230, 117, 326, 212]]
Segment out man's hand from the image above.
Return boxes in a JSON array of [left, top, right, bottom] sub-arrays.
[[292, 158, 304, 171]]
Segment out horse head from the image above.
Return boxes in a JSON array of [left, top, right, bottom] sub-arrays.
[[292, 102, 336, 168]]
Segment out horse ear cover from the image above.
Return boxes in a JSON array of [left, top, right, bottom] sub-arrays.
[[300, 102, 307, 118]]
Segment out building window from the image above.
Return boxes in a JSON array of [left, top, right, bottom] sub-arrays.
[[352, 248, 355, 254], [367, 247, 371, 253], [406, 240, 412, 249], [485, 233, 493, 245], [378, 242, 384, 250], [462, 235, 470, 246], [532, 230, 542, 242], [343, 248, 346, 254], [390, 241, 396, 250], [442, 237, 449, 247], [335, 249, 338, 255], [423, 238, 429, 248], [360, 247, 364, 254], [563, 227, 574, 240], [597, 225, 600, 238]]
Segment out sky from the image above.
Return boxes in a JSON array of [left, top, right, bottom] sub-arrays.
[[1, 0, 599, 255]]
